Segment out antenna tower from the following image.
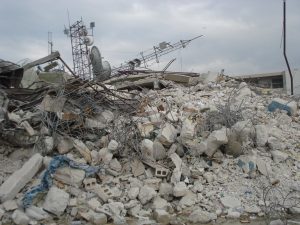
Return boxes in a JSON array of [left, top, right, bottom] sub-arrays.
[[64, 18, 95, 80]]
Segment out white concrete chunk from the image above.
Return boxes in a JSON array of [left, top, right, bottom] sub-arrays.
[[173, 182, 188, 197], [43, 186, 70, 216], [157, 123, 177, 147], [220, 196, 241, 208], [0, 153, 43, 202], [205, 127, 228, 157], [138, 185, 157, 204], [255, 124, 269, 147], [12, 210, 30, 225]]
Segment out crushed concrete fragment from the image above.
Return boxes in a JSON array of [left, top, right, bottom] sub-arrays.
[[12, 209, 30, 225], [173, 182, 188, 197], [0, 153, 43, 202], [157, 123, 177, 147], [220, 196, 241, 209], [43, 186, 70, 216], [138, 185, 157, 204]]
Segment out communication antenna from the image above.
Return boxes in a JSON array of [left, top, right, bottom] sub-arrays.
[[111, 35, 203, 76], [48, 32, 53, 55], [64, 18, 95, 80]]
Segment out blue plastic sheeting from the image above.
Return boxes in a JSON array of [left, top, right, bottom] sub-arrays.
[[268, 101, 292, 116], [22, 155, 100, 208]]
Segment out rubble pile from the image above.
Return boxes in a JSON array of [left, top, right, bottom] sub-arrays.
[[0, 72, 299, 225]]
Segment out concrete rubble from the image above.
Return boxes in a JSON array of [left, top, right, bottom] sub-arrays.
[[0, 70, 299, 225]]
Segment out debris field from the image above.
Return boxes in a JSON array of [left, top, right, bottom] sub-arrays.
[[0, 69, 299, 225]]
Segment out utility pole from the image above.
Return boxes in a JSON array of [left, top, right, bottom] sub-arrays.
[[283, 0, 293, 95]]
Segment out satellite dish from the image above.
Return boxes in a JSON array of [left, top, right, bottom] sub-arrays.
[[84, 36, 94, 46], [90, 46, 111, 81]]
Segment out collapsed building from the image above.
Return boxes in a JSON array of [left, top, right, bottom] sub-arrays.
[[0, 19, 299, 225]]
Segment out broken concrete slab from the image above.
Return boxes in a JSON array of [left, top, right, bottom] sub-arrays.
[[205, 127, 228, 157], [173, 182, 188, 197], [153, 209, 171, 224], [43, 186, 70, 216], [220, 196, 241, 209], [25, 206, 49, 221], [255, 124, 269, 147], [53, 167, 85, 187], [157, 123, 177, 147], [12, 209, 30, 225], [0, 153, 43, 202], [72, 139, 92, 164], [271, 150, 288, 163], [138, 185, 157, 204]]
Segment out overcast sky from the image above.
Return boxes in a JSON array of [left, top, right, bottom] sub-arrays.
[[0, 0, 299, 75]]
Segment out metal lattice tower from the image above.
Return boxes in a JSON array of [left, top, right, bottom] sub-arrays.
[[111, 35, 203, 76], [66, 19, 93, 80]]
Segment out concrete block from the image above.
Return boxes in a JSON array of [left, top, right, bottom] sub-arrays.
[[43, 186, 70, 216], [157, 123, 177, 147], [0, 153, 43, 202]]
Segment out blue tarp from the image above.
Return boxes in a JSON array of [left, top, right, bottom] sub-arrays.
[[268, 101, 292, 116], [22, 155, 100, 208]]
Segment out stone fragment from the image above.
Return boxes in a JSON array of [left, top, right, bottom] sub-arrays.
[[87, 198, 101, 210], [152, 196, 169, 210], [170, 153, 182, 184], [0, 208, 4, 220], [166, 111, 179, 122], [128, 187, 140, 200], [191, 180, 204, 193], [231, 120, 255, 144], [159, 183, 173, 196], [3, 199, 18, 211], [220, 196, 241, 209], [138, 185, 157, 204], [149, 113, 162, 124], [173, 182, 188, 197], [44, 136, 54, 153], [85, 118, 106, 129], [205, 127, 228, 157], [227, 209, 240, 218], [93, 212, 107, 225], [269, 219, 284, 225], [25, 206, 49, 221], [180, 119, 196, 140], [153, 209, 170, 225], [203, 172, 215, 183], [256, 158, 272, 176], [271, 150, 288, 163], [72, 139, 92, 163], [153, 141, 166, 160], [43, 186, 70, 216], [54, 167, 85, 187], [255, 124, 269, 147], [100, 110, 114, 123], [244, 205, 261, 214], [137, 122, 154, 138], [157, 123, 177, 147], [140, 139, 154, 161], [268, 137, 283, 151], [179, 192, 197, 208], [131, 159, 145, 177], [98, 148, 113, 164], [188, 208, 213, 224], [12, 210, 30, 225], [0, 153, 43, 202], [57, 137, 73, 154], [109, 158, 122, 172], [107, 140, 119, 152]]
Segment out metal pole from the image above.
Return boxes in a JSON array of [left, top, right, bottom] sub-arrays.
[[283, 0, 293, 95]]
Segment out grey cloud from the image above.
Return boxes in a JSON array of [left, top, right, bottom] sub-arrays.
[[0, 0, 299, 75]]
